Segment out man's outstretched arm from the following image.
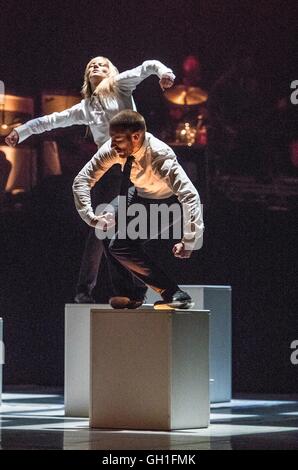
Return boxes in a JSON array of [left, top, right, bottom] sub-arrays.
[[72, 143, 121, 227]]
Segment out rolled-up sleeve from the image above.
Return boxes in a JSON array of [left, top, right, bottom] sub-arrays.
[[115, 60, 175, 94], [16, 100, 88, 143], [72, 145, 120, 227], [153, 151, 204, 251]]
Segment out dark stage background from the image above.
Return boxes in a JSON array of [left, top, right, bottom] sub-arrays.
[[0, 0, 297, 393]]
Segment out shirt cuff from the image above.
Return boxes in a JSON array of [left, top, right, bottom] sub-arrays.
[[161, 70, 175, 81], [182, 233, 204, 251], [15, 125, 32, 143], [77, 209, 98, 227]]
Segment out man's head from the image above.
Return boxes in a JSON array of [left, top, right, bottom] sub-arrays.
[[109, 110, 146, 158]]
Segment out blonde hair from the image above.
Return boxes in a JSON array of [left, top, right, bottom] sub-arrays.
[[81, 56, 119, 100]]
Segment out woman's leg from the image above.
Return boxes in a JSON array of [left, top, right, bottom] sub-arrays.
[[75, 227, 105, 303]]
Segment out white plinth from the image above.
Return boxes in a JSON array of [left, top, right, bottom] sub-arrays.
[[0, 318, 3, 405], [90, 308, 209, 430], [64, 304, 112, 417], [145, 285, 232, 403]]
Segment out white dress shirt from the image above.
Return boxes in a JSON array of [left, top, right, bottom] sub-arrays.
[[15, 61, 175, 147], [73, 133, 204, 250]]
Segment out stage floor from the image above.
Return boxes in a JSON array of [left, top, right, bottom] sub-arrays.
[[0, 391, 298, 450]]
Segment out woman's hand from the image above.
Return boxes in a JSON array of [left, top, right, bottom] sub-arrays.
[[5, 129, 19, 147], [159, 73, 175, 91]]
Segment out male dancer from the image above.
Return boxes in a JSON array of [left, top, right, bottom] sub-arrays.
[[73, 110, 204, 309]]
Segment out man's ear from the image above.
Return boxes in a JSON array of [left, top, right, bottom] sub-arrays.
[[132, 132, 141, 142]]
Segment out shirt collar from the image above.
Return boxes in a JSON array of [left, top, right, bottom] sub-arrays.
[[131, 133, 149, 160]]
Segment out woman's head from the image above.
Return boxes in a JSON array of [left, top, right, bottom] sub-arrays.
[[81, 56, 119, 99]]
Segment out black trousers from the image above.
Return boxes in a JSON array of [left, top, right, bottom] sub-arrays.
[[109, 189, 182, 296], [76, 166, 147, 300]]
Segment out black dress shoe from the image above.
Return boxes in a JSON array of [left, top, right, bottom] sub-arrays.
[[154, 289, 194, 310], [74, 292, 95, 304], [109, 296, 144, 309]]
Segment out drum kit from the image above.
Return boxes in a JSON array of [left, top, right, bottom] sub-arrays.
[[164, 84, 208, 146]]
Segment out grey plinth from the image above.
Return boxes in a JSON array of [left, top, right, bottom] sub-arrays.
[[90, 308, 209, 430], [145, 285, 232, 403], [0, 318, 3, 405]]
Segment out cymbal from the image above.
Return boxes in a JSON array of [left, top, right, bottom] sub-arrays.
[[164, 85, 208, 105]]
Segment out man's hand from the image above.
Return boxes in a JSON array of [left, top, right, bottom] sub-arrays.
[[93, 212, 116, 231], [159, 73, 175, 91], [5, 129, 19, 147], [172, 242, 192, 259]]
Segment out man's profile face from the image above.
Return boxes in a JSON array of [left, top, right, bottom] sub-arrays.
[[110, 130, 134, 158]]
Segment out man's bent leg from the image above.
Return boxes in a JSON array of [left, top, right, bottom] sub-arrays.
[[109, 236, 178, 296], [103, 188, 148, 307], [109, 194, 194, 309], [104, 238, 147, 300]]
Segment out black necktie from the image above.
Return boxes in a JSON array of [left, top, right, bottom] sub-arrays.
[[119, 155, 134, 197]]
